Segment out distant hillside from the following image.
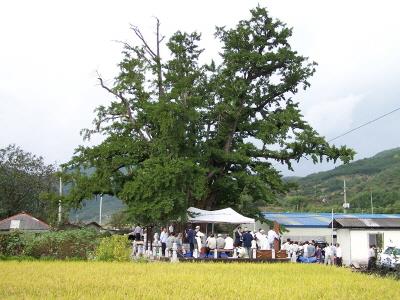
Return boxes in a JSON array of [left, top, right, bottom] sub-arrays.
[[281, 147, 400, 213], [69, 195, 126, 224]]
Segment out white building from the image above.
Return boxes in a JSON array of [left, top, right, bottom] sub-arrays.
[[331, 217, 400, 266], [259, 213, 400, 245]]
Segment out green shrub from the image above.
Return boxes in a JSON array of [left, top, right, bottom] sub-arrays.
[[95, 235, 131, 261], [25, 229, 101, 259], [0, 231, 34, 256]]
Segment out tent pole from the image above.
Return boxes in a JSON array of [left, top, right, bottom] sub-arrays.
[[212, 223, 214, 234]]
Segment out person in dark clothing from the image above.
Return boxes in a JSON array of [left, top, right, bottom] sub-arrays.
[[242, 229, 253, 258], [367, 244, 376, 270], [186, 226, 195, 253], [134, 225, 143, 241], [234, 227, 243, 247]]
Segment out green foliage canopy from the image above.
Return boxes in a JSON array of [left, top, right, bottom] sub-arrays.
[[64, 7, 354, 225], [0, 144, 58, 222]]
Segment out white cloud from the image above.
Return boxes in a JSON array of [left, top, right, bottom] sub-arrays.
[[304, 94, 365, 137], [0, 0, 399, 175]]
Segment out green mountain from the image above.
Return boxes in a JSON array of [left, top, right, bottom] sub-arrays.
[[69, 195, 126, 224], [280, 147, 400, 213]]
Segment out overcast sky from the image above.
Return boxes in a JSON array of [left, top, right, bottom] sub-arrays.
[[1, 0, 399, 176]]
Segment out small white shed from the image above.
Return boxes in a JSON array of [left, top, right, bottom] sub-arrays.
[[331, 218, 400, 266], [0, 212, 50, 233]]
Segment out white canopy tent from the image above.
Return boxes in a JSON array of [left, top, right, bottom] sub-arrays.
[[187, 207, 255, 232]]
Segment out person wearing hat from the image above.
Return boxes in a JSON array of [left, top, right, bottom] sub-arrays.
[[195, 226, 205, 254], [216, 233, 225, 249]]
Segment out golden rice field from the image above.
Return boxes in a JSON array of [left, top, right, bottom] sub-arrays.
[[1, 261, 399, 299]]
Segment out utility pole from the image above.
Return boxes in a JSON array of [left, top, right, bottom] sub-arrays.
[[99, 194, 103, 226], [343, 179, 350, 213], [58, 168, 62, 224], [370, 190, 374, 214]]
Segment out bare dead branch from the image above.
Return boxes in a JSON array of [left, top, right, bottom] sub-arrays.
[[113, 40, 153, 65], [97, 72, 147, 140], [155, 17, 164, 97], [129, 19, 165, 98], [130, 25, 157, 59]]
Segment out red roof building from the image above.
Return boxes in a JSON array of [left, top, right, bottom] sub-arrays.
[[0, 212, 50, 232]]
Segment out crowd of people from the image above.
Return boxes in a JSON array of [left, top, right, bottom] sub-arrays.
[[281, 238, 343, 266], [163, 225, 236, 258], [129, 224, 345, 266], [152, 225, 282, 259]]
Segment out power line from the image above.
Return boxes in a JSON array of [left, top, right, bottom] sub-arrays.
[[327, 106, 400, 142]]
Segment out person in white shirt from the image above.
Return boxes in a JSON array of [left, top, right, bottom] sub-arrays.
[[255, 229, 263, 248], [160, 227, 168, 256], [166, 232, 176, 250], [224, 234, 234, 250], [195, 226, 205, 254], [324, 244, 333, 265], [267, 229, 279, 250], [290, 242, 299, 262], [216, 234, 225, 249], [206, 234, 217, 256], [258, 230, 269, 250], [282, 238, 291, 251], [335, 243, 342, 267], [223, 234, 234, 257], [302, 242, 309, 258]]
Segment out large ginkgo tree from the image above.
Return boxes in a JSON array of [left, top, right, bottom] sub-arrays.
[[64, 7, 354, 225]]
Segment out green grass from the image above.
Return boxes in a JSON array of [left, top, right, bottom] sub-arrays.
[[1, 261, 399, 299]]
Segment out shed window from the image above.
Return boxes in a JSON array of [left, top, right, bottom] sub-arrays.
[[10, 220, 21, 229], [369, 233, 384, 249]]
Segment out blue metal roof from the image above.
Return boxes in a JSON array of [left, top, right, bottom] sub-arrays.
[[262, 212, 400, 228]]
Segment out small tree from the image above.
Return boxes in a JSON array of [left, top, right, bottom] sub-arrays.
[[64, 7, 354, 225], [0, 144, 58, 223]]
